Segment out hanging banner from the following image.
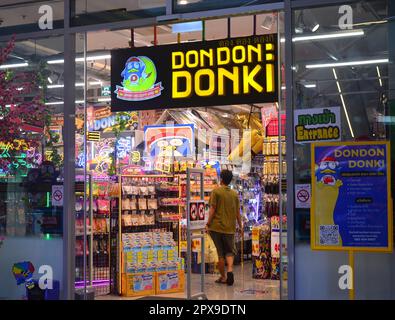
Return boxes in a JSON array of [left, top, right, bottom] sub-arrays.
[[294, 107, 341, 143], [311, 141, 392, 252], [111, 34, 278, 111], [144, 124, 194, 158]]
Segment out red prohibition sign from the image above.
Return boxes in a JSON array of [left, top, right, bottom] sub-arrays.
[[297, 189, 309, 203], [53, 190, 63, 201]]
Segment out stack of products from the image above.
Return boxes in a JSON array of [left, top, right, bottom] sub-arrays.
[[122, 232, 184, 273]]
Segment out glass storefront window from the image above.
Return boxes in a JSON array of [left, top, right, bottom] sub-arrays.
[[0, 35, 65, 300], [292, 0, 394, 299]]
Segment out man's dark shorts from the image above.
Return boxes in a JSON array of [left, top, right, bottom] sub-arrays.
[[209, 231, 237, 259]]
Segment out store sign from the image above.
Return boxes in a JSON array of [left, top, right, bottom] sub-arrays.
[[294, 107, 341, 143], [111, 34, 278, 111], [311, 141, 392, 252], [88, 107, 138, 132], [144, 124, 194, 158]]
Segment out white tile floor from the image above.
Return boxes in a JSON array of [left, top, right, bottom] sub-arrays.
[[97, 262, 280, 300]]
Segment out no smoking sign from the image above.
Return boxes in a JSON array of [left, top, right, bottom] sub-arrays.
[[52, 185, 64, 207], [295, 184, 311, 209]]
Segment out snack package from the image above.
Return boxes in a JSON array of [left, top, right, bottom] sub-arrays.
[[122, 215, 132, 227], [131, 213, 139, 226], [131, 186, 140, 195], [148, 186, 156, 195], [130, 199, 137, 210], [147, 198, 158, 210], [97, 199, 110, 214], [138, 198, 148, 211], [140, 186, 149, 196], [122, 198, 131, 210]]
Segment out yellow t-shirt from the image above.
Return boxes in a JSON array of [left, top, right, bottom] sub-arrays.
[[208, 185, 240, 234]]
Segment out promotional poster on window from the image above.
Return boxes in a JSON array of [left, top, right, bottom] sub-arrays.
[[311, 141, 392, 252]]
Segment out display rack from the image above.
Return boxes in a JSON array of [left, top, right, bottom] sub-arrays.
[[116, 174, 185, 297], [75, 174, 113, 297]]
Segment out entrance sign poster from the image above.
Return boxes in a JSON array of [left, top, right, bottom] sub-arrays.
[[294, 107, 341, 143], [311, 141, 392, 252], [111, 34, 278, 111]]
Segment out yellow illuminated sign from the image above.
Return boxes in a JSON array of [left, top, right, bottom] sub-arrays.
[[171, 42, 275, 99]]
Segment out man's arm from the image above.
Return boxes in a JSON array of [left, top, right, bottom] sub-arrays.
[[207, 205, 216, 226]]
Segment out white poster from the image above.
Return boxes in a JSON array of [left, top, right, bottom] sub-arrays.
[[294, 107, 341, 143], [295, 184, 311, 209], [52, 185, 64, 207]]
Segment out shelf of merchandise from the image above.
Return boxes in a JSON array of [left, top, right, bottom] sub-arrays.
[[117, 174, 184, 296]]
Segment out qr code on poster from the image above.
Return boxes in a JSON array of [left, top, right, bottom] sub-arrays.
[[319, 225, 339, 245]]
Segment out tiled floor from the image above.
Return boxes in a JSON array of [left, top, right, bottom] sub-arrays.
[[97, 262, 280, 300]]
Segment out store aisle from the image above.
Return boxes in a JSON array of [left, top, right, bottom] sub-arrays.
[[97, 262, 279, 300]]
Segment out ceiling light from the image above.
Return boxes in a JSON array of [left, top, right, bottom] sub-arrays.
[[48, 77, 53, 84], [98, 97, 111, 102], [293, 29, 364, 42], [311, 23, 320, 32], [45, 101, 89, 105], [47, 54, 111, 65], [0, 62, 28, 69], [304, 84, 316, 88], [333, 68, 354, 138], [376, 66, 383, 87], [306, 58, 389, 69], [179, 0, 188, 4], [47, 84, 64, 89], [45, 101, 64, 105]]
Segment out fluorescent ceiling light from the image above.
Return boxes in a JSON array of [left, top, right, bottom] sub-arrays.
[[311, 24, 320, 32], [304, 84, 316, 88], [376, 66, 383, 87], [179, 0, 188, 4], [332, 68, 354, 138], [47, 84, 64, 89], [0, 62, 28, 69], [47, 54, 111, 65], [98, 97, 111, 102], [46, 100, 88, 105], [48, 77, 53, 84], [45, 101, 64, 105], [306, 58, 389, 69], [294, 29, 364, 42], [46, 82, 104, 89]]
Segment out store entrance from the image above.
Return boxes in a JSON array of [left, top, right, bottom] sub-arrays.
[[75, 11, 287, 300]]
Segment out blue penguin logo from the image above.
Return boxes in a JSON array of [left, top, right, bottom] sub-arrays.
[[316, 156, 340, 185], [121, 57, 146, 87]]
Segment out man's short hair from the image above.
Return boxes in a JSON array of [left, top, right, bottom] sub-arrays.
[[220, 169, 233, 185]]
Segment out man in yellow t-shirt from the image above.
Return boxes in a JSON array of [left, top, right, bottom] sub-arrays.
[[206, 169, 242, 286]]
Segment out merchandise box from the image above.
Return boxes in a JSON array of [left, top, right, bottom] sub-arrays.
[[121, 272, 156, 297], [155, 270, 185, 295]]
